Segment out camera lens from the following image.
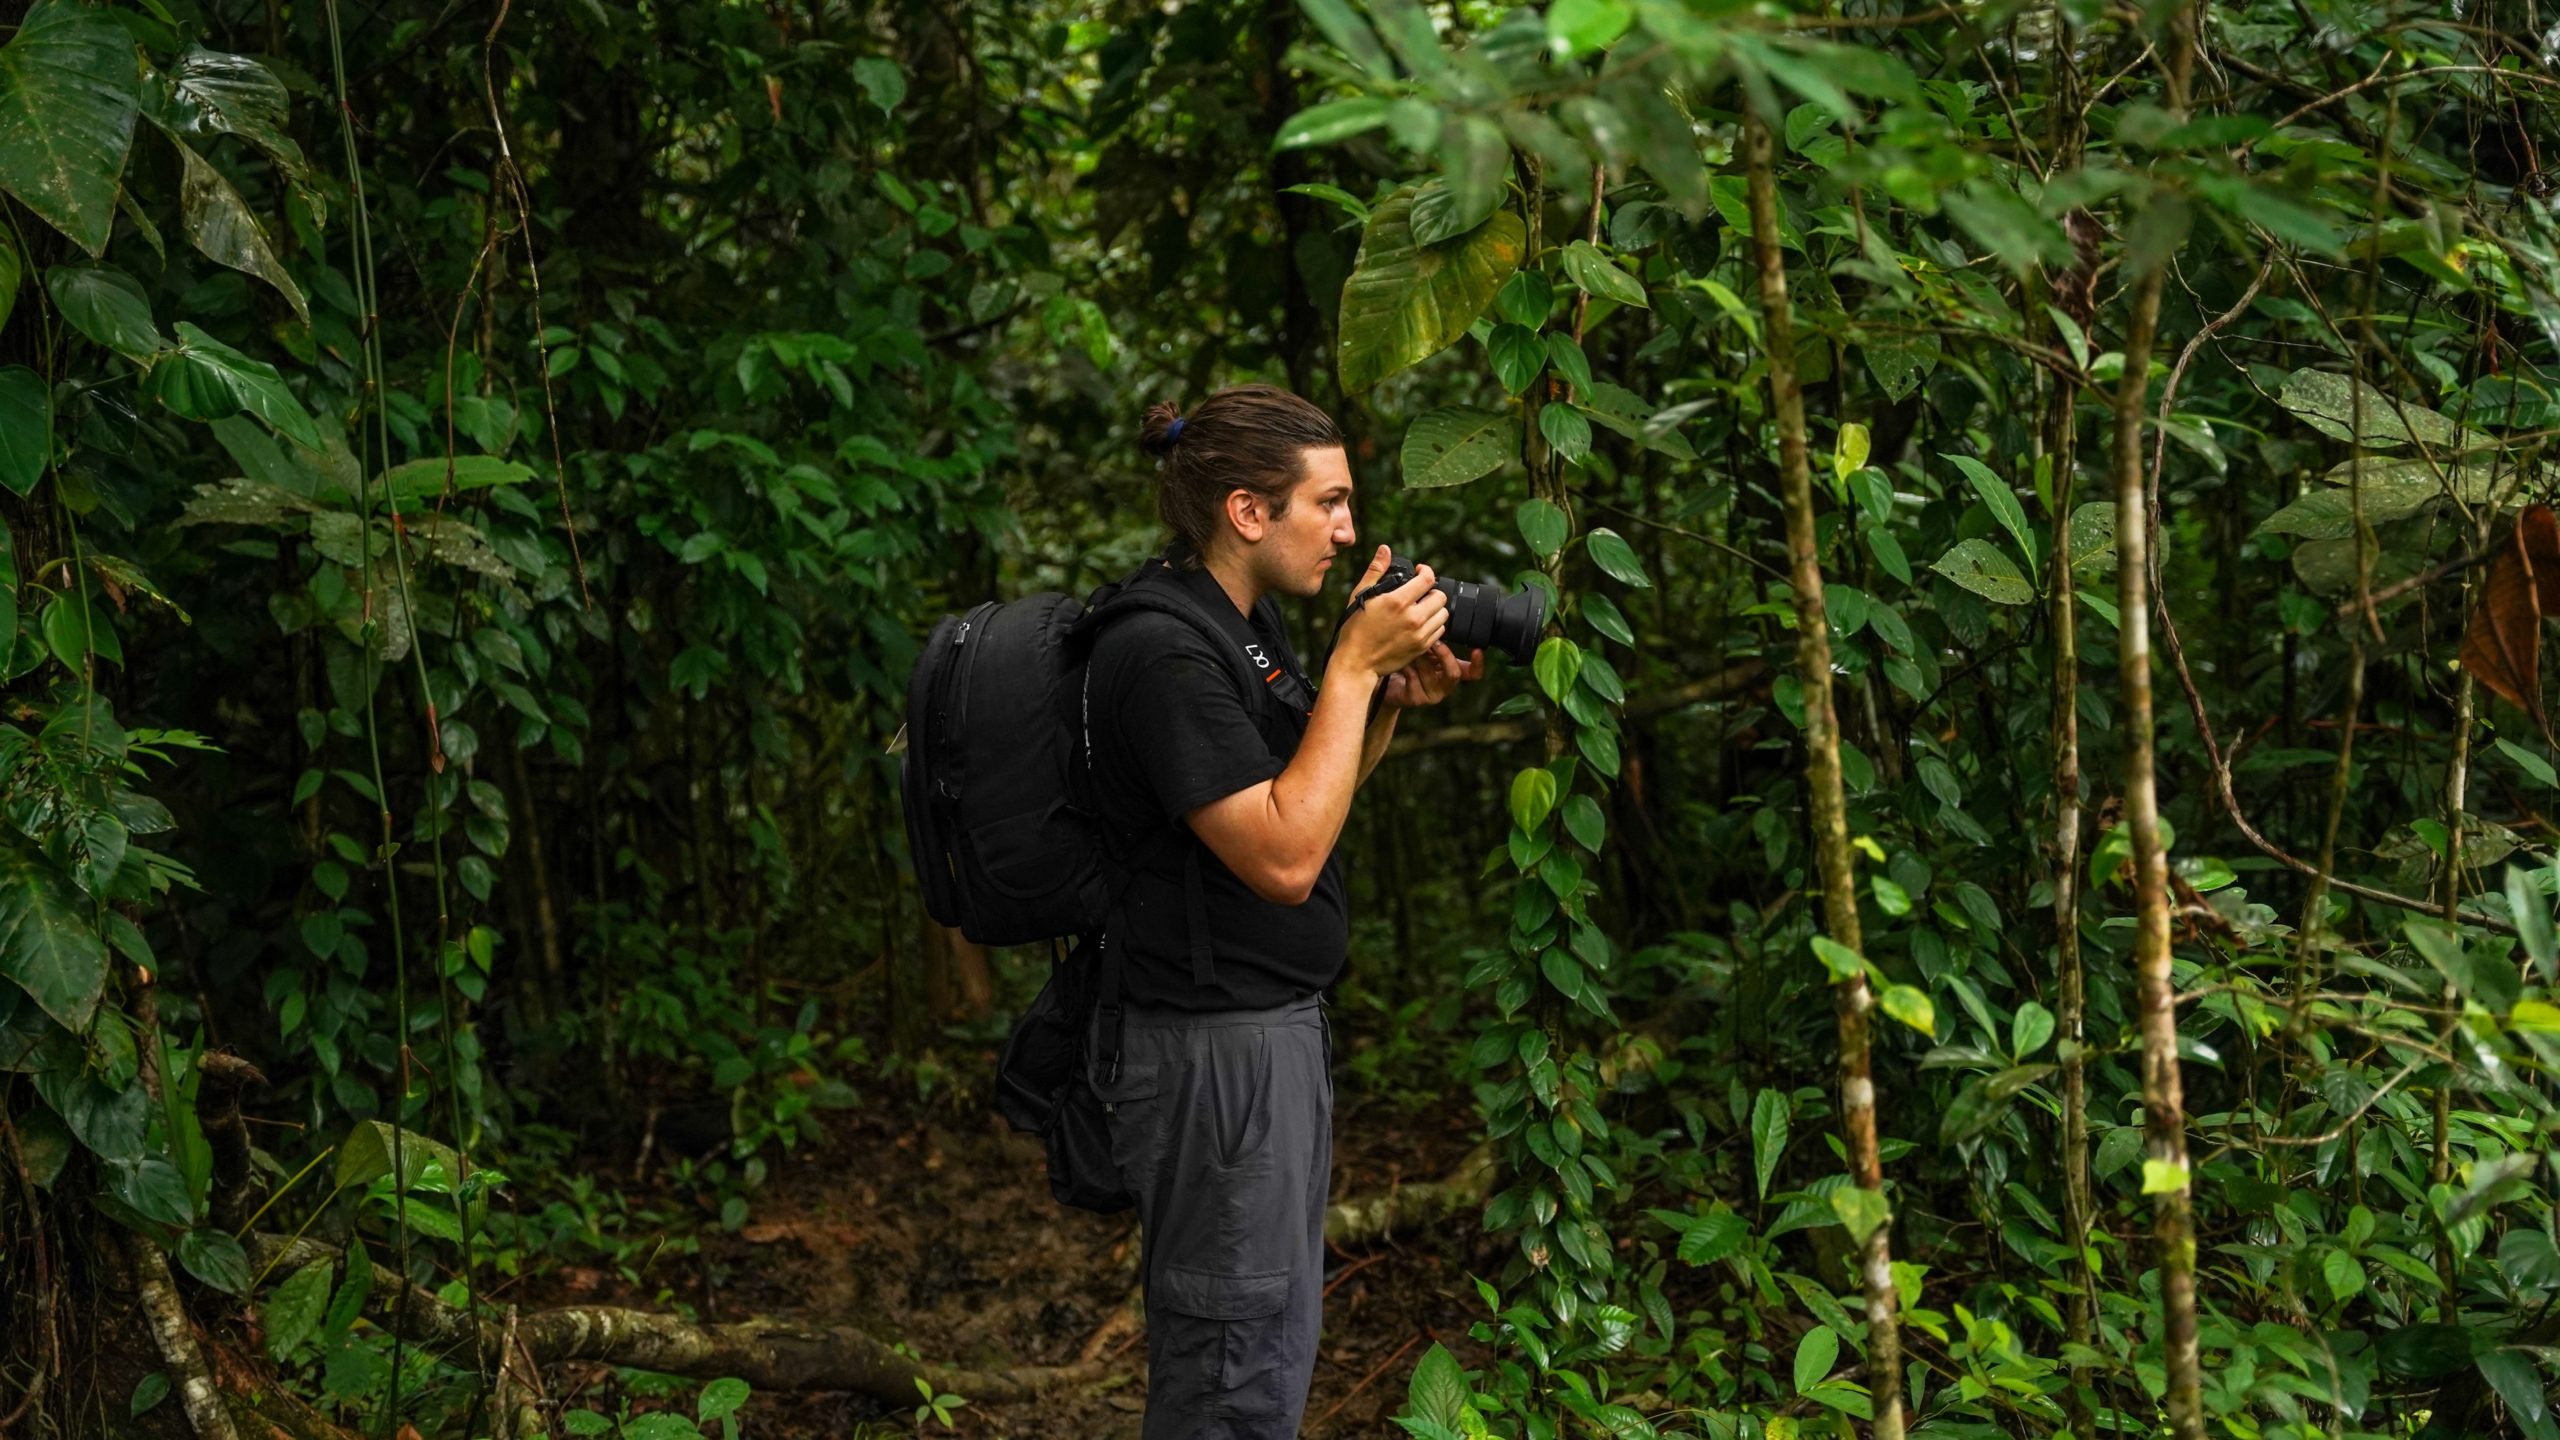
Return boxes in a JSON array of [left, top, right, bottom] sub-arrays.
[[1437, 575, 1546, 664]]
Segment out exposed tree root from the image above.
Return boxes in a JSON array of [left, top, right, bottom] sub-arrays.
[[245, 1234, 1110, 1403], [1324, 1142, 1495, 1247]]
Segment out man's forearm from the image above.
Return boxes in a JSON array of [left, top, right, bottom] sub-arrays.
[[1356, 702, 1398, 787], [1249, 657, 1383, 882]]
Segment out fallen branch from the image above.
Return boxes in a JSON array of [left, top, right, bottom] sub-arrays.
[[1324, 1142, 1496, 1247], [245, 1235, 1108, 1403], [126, 1234, 240, 1440]]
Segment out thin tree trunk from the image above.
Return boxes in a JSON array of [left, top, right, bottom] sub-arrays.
[[2040, 20, 2097, 1433], [2044, 309, 2098, 1440], [1743, 107, 1905, 1440], [2113, 9, 2201, 1433], [2433, 665, 2473, 1300]]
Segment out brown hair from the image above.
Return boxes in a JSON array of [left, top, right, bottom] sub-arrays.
[[1139, 384, 1344, 567]]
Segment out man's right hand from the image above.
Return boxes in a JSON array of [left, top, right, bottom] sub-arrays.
[[1333, 544, 1448, 679]]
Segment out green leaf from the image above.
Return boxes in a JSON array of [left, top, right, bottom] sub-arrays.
[[130, 1373, 169, 1418], [1418, 116, 1507, 244], [1537, 402, 1591, 464], [1544, 332, 1594, 395], [0, 367, 48, 496], [2276, 367, 2483, 452], [1533, 636, 1584, 703], [176, 142, 308, 320], [1401, 405, 1515, 489], [1299, 0, 1393, 76], [145, 323, 320, 448], [153, 47, 307, 179], [2142, 1157, 2190, 1195], [1496, 268, 1551, 327], [1791, 1325, 1840, 1394], [851, 56, 904, 114], [0, 231, 19, 333], [1275, 97, 1390, 150], [2323, 1248, 2365, 1302], [1878, 984, 1934, 1037], [336, 1118, 469, 1196], [1833, 422, 1869, 483], [1675, 1208, 1747, 1265], [0, 831, 110, 1032], [1929, 538, 2033, 605], [1581, 592, 1633, 645], [1406, 1342, 1470, 1430], [264, 1259, 334, 1359], [0, 1, 141, 257], [1829, 1186, 1889, 1242], [43, 592, 118, 667], [1337, 186, 1525, 393], [1547, 0, 1632, 55], [2256, 473, 2450, 538], [1577, 380, 1697, 459], [1943, 453, 2037, 575], [2067, 501, 2117, 575], [2478, 1349, 2547, 1425], [2406, 915, 2519, 1015], [375, 455, 537, 508], [2012, 1000, 2056, 1058], [1561, 795, 1605, 854], [1488, 323, 1546, 394], [1809, 935, 1863, 981], [2499, 738, 2559, 790], [46, 264, 160, 358], [1749, 1088, 1787, 1199], [1584, 527, 1651, 588], [1508, 767, 1557, 833], [698, 1378, 751, 1423], [1939, 1064, 2055, 1146], [1517, 498, 1567, 559], [178, 1227, 254, 1294], [1561, 240, 1646, 308]]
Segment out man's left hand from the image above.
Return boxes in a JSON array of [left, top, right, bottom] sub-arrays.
[[1378, 643, 1484, 711]]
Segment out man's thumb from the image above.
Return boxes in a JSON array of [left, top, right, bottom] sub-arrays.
[[1357, 543, 1391, 586]]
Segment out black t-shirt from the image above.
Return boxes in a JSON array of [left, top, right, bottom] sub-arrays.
[[1086, 560, 1349, 1010]]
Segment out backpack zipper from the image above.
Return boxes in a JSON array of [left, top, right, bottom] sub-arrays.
[[938, 602, 998, 799]]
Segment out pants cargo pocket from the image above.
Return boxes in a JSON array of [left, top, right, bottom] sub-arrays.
[[1152, 1264, 1291, 1420]]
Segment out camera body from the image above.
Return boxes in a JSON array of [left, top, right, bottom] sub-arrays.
[[1353, 551, 1547, 664]]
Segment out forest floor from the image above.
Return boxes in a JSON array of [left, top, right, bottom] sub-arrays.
[[532, 1053, 1493, 1439]]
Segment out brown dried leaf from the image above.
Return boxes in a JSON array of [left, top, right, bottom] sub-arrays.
[[2460, 504, 2560, 740]]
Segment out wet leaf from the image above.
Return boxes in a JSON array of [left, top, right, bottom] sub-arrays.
[[0, 832, 109, 1031], [177, 142, 308, 320], [1337, 186, 1523, 393], [0, 1, 141, 256], [46, 263, 160, 358], [1930, 538, 2033, 605]]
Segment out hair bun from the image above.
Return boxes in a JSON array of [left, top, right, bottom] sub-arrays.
[[1139, 400, 1186, 460]]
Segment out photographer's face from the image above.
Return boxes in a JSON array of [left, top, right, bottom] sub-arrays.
[[1234, 446, 1356, 600]]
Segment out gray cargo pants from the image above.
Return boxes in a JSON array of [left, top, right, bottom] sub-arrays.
[[1092, 994, 1332, 1439]]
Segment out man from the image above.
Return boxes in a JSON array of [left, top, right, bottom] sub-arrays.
[[1083, 383, 1481, 1437]]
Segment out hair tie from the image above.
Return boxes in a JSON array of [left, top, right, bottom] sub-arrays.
[[1165, 417, 1185, 443]]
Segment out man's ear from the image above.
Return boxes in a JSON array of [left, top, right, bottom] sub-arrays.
[[1225, 487, 1268, 544]]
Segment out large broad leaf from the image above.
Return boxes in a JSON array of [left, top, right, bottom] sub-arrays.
[[337, 1117, 470, 1195], [0, 1, 140, 257], [0, 366, 48, 496], [1404, 1342, 1470, 1432], [1337, 187, 1524, 393], [177, 143, 307, 319], [2277, 368, 2488, 452], [45, 263, 160, 358], [0, 831, 108, 1031], [1415, 116, 1507, 244], [144, 322, 320, 447], [0, 230, 20, 333], [153, 47, 307, 177], [2066, 501, 2116, 575], [373, 454, 537, 508], [2256, 476, 2448, 538], [1401, 405, 1515, 489], [1930, 538, 2033, 605]]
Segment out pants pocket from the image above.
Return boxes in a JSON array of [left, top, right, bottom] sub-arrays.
[[1152, 1264, 1291, 1420]]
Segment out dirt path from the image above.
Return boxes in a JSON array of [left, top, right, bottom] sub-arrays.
[[556, 1074, 1492, 1436]]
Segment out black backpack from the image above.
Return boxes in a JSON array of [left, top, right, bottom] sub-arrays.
[[898, 556, 1307, 1211]]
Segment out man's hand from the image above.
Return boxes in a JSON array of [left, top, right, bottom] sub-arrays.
[[1379, 643, 1483, 710], [1332, 545, 1447, 679]]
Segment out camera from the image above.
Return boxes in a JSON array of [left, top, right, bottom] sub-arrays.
[[1353, 551, 1547, 664]]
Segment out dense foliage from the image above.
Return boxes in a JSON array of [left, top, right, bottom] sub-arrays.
[[3, 0, 2559, 1437]]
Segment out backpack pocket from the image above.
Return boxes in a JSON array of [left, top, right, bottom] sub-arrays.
[[956, 802, 1106, 944]]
